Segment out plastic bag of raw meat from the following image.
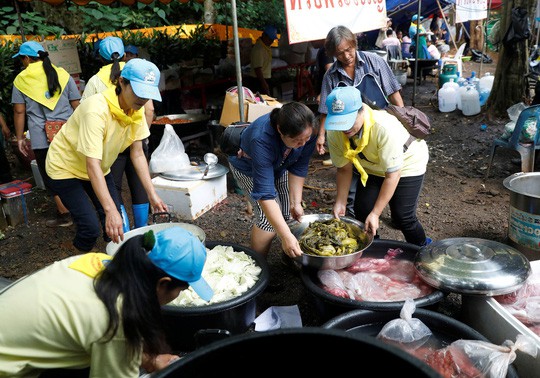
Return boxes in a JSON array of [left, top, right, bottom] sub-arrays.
[[377, 298, 432, 347], [426, 334, 538, 378]]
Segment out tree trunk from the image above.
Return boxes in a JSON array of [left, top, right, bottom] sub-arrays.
[[487, 0, 535, 118]]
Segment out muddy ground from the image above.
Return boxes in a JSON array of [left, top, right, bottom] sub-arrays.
[[0, 50, 534, 328]]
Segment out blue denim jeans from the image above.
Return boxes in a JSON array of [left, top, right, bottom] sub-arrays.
[[353, 174, 427, 246], [48, 173, 120, 251]]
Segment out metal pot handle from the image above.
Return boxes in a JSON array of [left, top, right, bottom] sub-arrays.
[[152, 212, 172, 224]]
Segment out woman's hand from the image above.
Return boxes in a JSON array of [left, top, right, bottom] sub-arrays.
[[106, 209, 125, 244], [332, 201, 347, 220], [316, 133, 326, 155], [141, 353, 181, 373], [17, 139, 29, 158], [280, 231, 303, 258], [290, 202, 304, 222], [364, 211, 380, 237]]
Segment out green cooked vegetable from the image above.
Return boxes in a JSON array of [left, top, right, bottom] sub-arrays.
[[299, 218, 367, 257]]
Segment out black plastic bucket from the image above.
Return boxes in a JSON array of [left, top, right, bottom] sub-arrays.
[[161, 241, 269, 352], [153, 328, 441, 377], [322, 308, 519, 378], [299, 239, 445, 322]]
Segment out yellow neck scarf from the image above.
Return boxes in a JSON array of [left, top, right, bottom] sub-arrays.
[[13, 61, 71, 110], [102, 86, 144, 127], [342, 105, 375, 187], [96, 61, 126, 89]]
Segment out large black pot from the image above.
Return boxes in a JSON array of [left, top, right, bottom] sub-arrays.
[[162, 241, 269, 352], [322, 308, 519, 378], [300, 239, 445, 322], [152, 328, 441, 377]]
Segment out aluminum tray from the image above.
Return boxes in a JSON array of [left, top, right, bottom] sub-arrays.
[[159, 163, 229, 181]]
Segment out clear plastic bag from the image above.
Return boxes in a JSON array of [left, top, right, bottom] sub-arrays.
[[438, 334, 538, 378], [376, 298, 432, 346], [501, 102, 537, 142], [149, 124, 191, 174]]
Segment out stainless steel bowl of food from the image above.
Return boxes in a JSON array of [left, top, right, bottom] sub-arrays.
[[289, 214, 374, 270]]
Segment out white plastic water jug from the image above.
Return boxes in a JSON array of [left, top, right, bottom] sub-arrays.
[[461, 86, 481, 116], [445, 79, 461, 110], [457, 84, 469, 110], [479, 72, 494, 92], [438, 83, 457, 112]]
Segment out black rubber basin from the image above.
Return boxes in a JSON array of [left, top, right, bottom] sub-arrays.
[[300, 239, 445, 322], [322, 308, 519, 378], [162, 241, 269, 352], [152, 328, 441, 377]]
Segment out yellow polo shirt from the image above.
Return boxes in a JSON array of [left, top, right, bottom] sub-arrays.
[[46, 88, 149, 180]]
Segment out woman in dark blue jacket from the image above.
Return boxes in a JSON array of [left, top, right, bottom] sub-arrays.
[[229, 102, 317, 259]]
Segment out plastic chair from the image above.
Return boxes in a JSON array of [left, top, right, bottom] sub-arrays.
[[440, 43, 466, 77], [485, 104, 540, 179]]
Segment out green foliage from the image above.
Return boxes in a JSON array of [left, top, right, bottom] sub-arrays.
[[0, 6, 65, 37], [213, 0, 286, 33], [0, 41, 18, 126]]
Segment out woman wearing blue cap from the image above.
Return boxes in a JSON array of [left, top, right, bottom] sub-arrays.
[[409, 14, 430, 59], [324, 86, 431, 247], [81, 36, 155, 234], [0, 226, 213, 377], [11, 40, 81, 228], [46, 58, 168, 252]]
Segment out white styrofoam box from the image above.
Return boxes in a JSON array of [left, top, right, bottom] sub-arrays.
[[30, 160, 45, 190], [152, 175, 227, 220], [461, 260, 540, 378]]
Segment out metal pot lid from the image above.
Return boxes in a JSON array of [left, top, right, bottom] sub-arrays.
[[159, 163, 229, 181], [414, 237, 531, 296]]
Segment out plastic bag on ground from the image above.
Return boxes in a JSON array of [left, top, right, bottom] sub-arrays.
[[149, 124, 191, 174], [376, 298, 432, 346]]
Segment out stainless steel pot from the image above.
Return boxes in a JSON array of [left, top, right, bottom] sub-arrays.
[[289, 214, 374, 270], [105, 216, 206, 256]]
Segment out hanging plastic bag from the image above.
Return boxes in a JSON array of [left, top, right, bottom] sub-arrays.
[[376, 298, 432, 347], [149, 124, 191, 174], [503, 7, 531, 47]]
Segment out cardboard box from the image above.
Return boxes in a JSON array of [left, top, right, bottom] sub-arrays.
[[30, 160, 45, 190], [0, 180, 33, 227], [247, 95, 282, 122], [461, 260, 540, 378], [152, 175, 227, 220]]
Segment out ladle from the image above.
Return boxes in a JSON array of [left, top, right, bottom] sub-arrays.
[[202, 153, 218, 178]]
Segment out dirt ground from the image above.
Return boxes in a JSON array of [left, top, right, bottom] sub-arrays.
[[0, 49, 534, 328]]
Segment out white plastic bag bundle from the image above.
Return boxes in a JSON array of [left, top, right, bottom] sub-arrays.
[[377, 298, 432, 346], [501, 102, 537, 142], [149, 124, 191, 174]]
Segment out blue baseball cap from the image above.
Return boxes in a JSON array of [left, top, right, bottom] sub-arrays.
[[99, 36, 125, 61], [12, 41, 44, 58], [412, 14, 424, 22], [325, 86, 363, 131], [121, 58, 162, 102], [263, 25, 278, 41], [147, 226, 213, 302], [125, 45, 138, 55]]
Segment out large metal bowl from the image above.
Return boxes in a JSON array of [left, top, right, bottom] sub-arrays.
[[289, 214, 373, 270]]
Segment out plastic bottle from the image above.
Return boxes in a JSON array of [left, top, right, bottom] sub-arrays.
[[469, 71, 480, 92], [445, 78, 461, 110], [479, 72, 494, 92], [438, 82, 457, 112], [457, 77, 467, 87], [461, 85, 481, 116], [457, 80, 469, 110]]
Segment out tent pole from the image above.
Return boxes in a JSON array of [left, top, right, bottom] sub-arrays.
[[412, 0, 422, 106], [436, 0, 457, 51], [230, 0, 244, 122]]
